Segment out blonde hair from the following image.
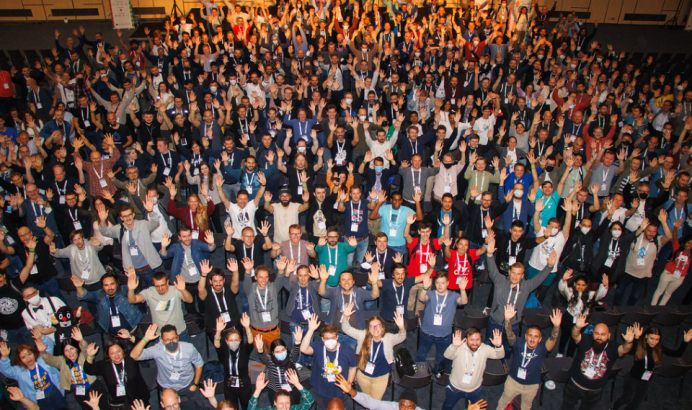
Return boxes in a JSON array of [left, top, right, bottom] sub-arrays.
[[357, 316, 385, 371], [188, 193, 209, 232]]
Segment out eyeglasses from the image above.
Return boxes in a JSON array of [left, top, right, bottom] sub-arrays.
[[24, 290, 38, 299]]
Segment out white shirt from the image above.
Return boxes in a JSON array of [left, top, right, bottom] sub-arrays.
[[529, 227, 567, 273], [472, 114, 496, 145], [227, 202, 258, 239]]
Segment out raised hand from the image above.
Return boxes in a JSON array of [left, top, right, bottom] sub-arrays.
[[490, 329, 503, 347], [575, 314, 588, 330], [504, 304, 517, 321], [550, 309, 562, 327]]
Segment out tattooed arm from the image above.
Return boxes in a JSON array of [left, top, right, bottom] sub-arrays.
[[504, 304, 517, 346], [546, 309, 562, 351]]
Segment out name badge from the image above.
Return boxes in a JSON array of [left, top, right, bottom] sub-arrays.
[[36, 390, 45, 400], [517, 368, 527, 380], [419, 263, 428, 273], [327, 373, 336, 382], [83, 120, 90, 128], [163, 167, 171, 176], [317, 220, 326, 230], [99, 178, 108, 188], [378, 271, 385, 280], [75, 385, 86, 395], [482, 228, 488, 238], [229, 376, 240, 387], [444, 185, 451, 193], [297, 186, 303, 195], [673, 270, 682, 279], [396, 305, 405, 315], [111, 315, 121, 327], [281, 383, 292, 391], [116, 383, 126, 396], [433, 314, 443, 326], [328, 265, 336, 276], [221, 312, 231, 322], [129, 246, 139, 256], [188, 266, 199, 276], [584, 367, 596, 378], [59, 196, 66, 204], [81, 268, 91, 280], [170, 372, 180, 380], [605, 257, 614, 267], [642, 370, 652, 381], [247, 186, 253, 195], [364, 362, 376, 375], [301, 309, 311, 320], [637, 258, 645, 266], [389, 228, 397, 237], [351, 223, 359, 232], [192, 230, 199, 240], [73, 221, 82, 230], [461, 373, 472, 384], [600, 183, 607, 191], [261, 311, 271, 322], [31, 265, 38, 275]]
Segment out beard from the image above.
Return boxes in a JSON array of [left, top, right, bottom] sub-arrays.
[[593, 339, 608, 353], [280, 199, 290, 206]]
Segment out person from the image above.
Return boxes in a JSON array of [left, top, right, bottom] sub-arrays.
[[442, 235, 486, 296], [166, 183, 216, 243], [159, 227, 216, 314], [0, 244, 35, 347], [561, 314, 636, 410], [256, 328, 303, 404], [130, 323, 207, 408], [300, 315, 357, 409], [98, 201, 162, 288], [245, 264, 286, 352], [0, 338, 67, 410], [264, 188, 310, 244], [651, 228, 692, 305], [272, 224, 317, 273], [35, 327, 105, 410], [314, 229, 357, 311], [50, 230, 106, 291], [83, 338, 149, 409], [404, 216, 443, 311], [341, 303, 406, 401], [611, 326, 692, 410], [441, 328, 505, 410], [21, 285, 65, 342], [557, 271, 608, 357], [199, 260, 241, 353], [416, 269, 468, 375], [282, 262, 321, 367], [248, 371, 314, 410], [337, 185, 378, 266], [368, 191, 417, 256], [73, 272, 142, 340], [495, 306, 562, 410], [4, 386, 41, 410], [213, 313, 254, 410], [335, 375, 490, 410], [485, 233, 558, 354], [125, 269, 193, 341]]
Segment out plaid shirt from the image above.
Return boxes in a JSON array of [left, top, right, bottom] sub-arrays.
[[75, 148, 121, 197], [64, 81, 95, 104]]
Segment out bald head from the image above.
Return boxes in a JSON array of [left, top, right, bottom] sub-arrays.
[[593, 323, 610, 345], [160, 389, 180, 408], [327, 398, 346, 410]]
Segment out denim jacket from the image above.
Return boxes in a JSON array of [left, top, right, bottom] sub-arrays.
[[160, 240, 214, 281], [77, 286, 142, 333]]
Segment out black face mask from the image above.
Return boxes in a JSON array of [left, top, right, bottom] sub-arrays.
[[639, 193, 649, 200], [545, 166, 554, 172], [443, 163, 454, 169]]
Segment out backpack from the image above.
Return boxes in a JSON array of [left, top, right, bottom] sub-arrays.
[[504, 398, 521, 410], [200, 360, 225, 384], [524, 292, 541, 309], [394, 347, 417, 378]]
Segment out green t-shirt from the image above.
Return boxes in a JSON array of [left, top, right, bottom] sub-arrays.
[[316, 242, 356, 286]]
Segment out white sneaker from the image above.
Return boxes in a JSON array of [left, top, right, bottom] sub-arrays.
[[544, 380, 556, 390], [295, 364, 303, 370], [555, 353, 564, 358]]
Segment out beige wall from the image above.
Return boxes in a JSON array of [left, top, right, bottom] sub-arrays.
[[0, 0, 689, 25]]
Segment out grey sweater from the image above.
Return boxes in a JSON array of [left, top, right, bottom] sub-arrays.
[[100, 217, 162, 270], [487, 255, 552, 325]]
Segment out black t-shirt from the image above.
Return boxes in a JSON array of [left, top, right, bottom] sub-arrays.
[[103, 124, 133, 154], [379, 277, 416, 321], [0, 274, 27, 330], [568, 336, 620, 390], [203, 282, 240, 332], [232, 237, 267, 281], [16, 239, 58, 285], [136, 120, 162, 146]]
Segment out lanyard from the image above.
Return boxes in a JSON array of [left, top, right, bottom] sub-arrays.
[[351, 200, 362, 223], [112, 362, 125, 385], [93, 162, 104, 180], [411, 168, 421, 186], [213, 288, 229, 313], [289, 242, 301, 262], [189, 210, 196, 231], [230, 349, 240, 376], [298, 286, 310, 309], [508, 241, 521, 257], [410, 140, 419, 154], [323, 345, 339, 370], [327, 245, 336, 266], [474, 172, 485, 190], [369, 340, 382, 363], [588, 343, 608, 369], [456, 252, 468, 272], [69, 208, 79, 222], [298, 121, 307, 136], [435, 291, 448, 314], [675, 251, 690, 272], [161, 152, 172, 167], [393, 281, 404, 305], [376, 251, 387, 271], [602, 167, 610, 182], [520, 342, 535, 368], [56, 180, 67, 195], [245, 172, 255, 187], [243, 244, 254, 262], [464, 348, 477, 375], [419, 243, 430, 265], [76, 245, 90, 267], [341, 292, 353, 310], [256, 286, 269, 311], [34, 365, 45, 389], [32, 201, 43, 217], [507, 284, 520, 305]]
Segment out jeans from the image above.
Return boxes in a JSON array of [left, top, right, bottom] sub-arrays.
[[389, 244, 408, 261], [441, 384, 482, 410], [223, 183, 241, 203], [237, 283, 249, 313], [176, 383, 209, 409], [347, 237, 369, 266], [290, 322, 312, 366], [415, 331, 452, 374], [321, 285, 336, 313], [485, 316, 519, 356], [561, 379, 603, 410], [37, 386, 68, 410], [470, 241, 486, 269], [613, 274, 648, 306], [136, 266, 155, 289], [30, 277, 67, 304]]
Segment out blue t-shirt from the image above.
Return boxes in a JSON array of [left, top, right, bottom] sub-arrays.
[[309, 340, 357, 398], [420, 290, 459, 337], [70, 363, 92, 390], [32, 364, 54, 396], [437, 210, 452, 237], [290, 286, 314, 324], [378, 205, 413, 246], [534, 190, 560, 227], [509, 338, 548, 385], [364, 340, 390, 378], [344, 200, 369, 239], [380, 277, 416, 321], [0, 127, 18, 144]]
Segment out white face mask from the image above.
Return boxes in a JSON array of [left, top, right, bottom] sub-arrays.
[[414, 52, 421, 57], [27, 295, 41, 306], [210, 86, 218, 93], [298, 147, 306, 153], [551, 228, 559, 236], [580, 227, 591, 234], [229, 79, 237, 85], [473, 40, 479, 46], [359, 115, 367, 121], [611, 230, 622, 238], [514, 190, 524, 198], [324, 339, 338, 349], [345, 98, 353, 105], [537, 54, 544, 60]]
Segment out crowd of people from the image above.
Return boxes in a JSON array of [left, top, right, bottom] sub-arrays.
[[0, 0, 691, 409]]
